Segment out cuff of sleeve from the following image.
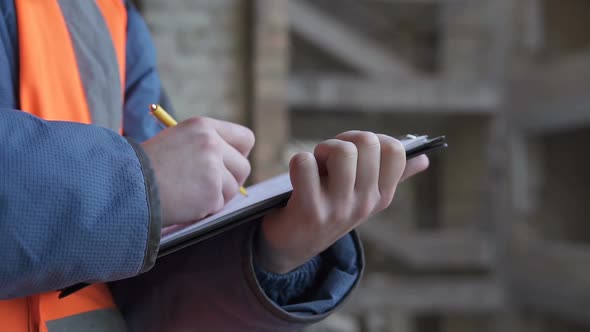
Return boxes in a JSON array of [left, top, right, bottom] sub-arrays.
[[125, 137, 162, 273], [243, 225, 365, 322], [254, 253, 323, 306]]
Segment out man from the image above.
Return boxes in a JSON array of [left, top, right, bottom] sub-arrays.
[[0, 1, 428, 331]]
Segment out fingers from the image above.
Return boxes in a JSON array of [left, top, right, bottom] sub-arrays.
[[220, 139, 251, 186], [181, 118, 252, 188], [222, 168, 240, 204], [313, 132, 420, 216], [336, 131, 381, 193], [288, 152, 322, 206], [376, 134, 407, 203], [401, 155, 429, 182], [183, 116, 255, 156], [313, 139, 357, 199], [208, 118, 255, 156]]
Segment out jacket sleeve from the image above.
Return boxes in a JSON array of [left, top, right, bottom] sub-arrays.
[[110, 223, 364, 332], [253, 231, 363, 315], [0, 109, 162, 299]]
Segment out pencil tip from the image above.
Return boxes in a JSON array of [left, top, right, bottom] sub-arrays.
[[239, 187, 248, 196]]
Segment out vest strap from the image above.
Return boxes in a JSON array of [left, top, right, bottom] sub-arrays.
[[16, 0, 92, 123]]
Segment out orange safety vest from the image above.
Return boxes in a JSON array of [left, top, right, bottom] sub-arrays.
[[1, 1, 128, 331]]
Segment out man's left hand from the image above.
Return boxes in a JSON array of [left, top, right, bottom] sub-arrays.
[[255, 131, 429, 274]]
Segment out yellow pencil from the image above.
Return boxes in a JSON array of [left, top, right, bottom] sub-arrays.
[[150, 103, 177, 127], [150, 104, 248, 197]]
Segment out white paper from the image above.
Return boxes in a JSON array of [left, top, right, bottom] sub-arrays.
[[160, 173, 293, 246]]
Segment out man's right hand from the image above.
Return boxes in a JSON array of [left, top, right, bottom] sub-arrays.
[[142, 117, 255, 227]]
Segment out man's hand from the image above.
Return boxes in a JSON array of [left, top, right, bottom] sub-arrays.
[[142, 117, 254, 227], [256, 131, 429, 274]]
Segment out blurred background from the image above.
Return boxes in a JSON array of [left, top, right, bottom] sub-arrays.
[[137, 0, 590, 331]]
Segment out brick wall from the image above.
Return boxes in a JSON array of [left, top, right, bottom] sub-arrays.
[[142, 0, 247, 123]]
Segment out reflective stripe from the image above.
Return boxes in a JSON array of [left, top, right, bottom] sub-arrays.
[[57, 0, 122, 131], [46, 308, 127, 332], [36, 284, 121, 332]]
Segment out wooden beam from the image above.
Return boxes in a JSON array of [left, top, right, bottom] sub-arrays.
[[305, 314, 361, 332], [510, 53, 590, 134], [248, 0, 290, 181], [516, 109, 590, 135], [288, 1, 414, 78], [522, 0, 544, 53], [360, 225, 495, 270], [440, 0, 495, 83], [289, 76, 499, 112], [510, 239, 590, 326], [364, 0, 442, 3], [488, 0, 521, 330], [343, 274, 504, 314]]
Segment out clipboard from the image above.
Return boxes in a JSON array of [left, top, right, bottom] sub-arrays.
[[158, 135, 447, 257], [59, 134, 446, 298]]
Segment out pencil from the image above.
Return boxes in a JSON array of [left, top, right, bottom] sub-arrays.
[[150, 104, 248, 197]]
